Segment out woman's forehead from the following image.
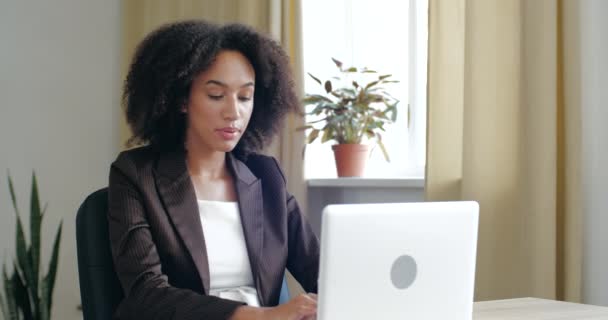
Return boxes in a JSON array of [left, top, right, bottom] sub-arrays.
[[194, 50, 255, 87]]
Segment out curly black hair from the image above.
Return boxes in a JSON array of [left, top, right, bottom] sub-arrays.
[[123, 20, 300, 160]]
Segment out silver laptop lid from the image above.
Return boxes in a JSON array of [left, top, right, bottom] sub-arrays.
[[317, 201, 479, 320]]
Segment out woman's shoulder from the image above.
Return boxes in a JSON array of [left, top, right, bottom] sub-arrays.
[[111, 145, 159, 175]]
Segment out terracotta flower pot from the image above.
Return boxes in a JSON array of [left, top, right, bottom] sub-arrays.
[[331, 144, 370, 177]]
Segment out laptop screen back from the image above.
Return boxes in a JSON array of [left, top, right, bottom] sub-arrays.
[[317, 201, 479, 320]]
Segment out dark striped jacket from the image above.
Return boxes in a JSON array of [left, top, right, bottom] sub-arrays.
[[108, 146, 319, 320]]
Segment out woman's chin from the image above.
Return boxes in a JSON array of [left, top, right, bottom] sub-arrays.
[[216, 142, 238, 153]]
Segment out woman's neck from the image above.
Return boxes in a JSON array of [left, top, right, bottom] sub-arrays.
[[185, 142, 229, 180], [185, 142, 237, 201]]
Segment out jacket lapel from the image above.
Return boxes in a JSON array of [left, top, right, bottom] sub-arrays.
[[226, 154, 267, 304], [153, 149, 211, 294]]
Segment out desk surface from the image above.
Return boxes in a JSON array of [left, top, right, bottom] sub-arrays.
[[474, 297, 608, 319]]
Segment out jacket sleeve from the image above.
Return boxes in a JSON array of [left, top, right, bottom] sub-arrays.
[[285, 193, 320, 294], [107, 156, 244, 320], [269, 158, 320, 294]]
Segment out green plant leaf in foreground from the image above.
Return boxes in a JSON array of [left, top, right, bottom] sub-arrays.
[[12, 265, 32, 320], [2, 265, 18, 320], [43, 221, 62, 317], [0, 290, 8, 320], [3, 173, 62, 320], [29, 173, 42, 301], [8, 175, 20, 217]]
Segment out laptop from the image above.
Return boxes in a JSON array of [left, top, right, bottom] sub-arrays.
[[317, 201, 479, 320]]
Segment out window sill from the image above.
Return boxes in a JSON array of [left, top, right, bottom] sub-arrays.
[[307, 177, 424, 188]]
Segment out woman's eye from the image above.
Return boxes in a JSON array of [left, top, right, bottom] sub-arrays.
[[238, 96, 253, 102], [208, 95, 223, 100]]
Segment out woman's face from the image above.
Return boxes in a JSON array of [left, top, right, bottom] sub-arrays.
[[184, 50, 255, 154]]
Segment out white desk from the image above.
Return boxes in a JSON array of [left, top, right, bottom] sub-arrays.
[[474, 297, 608, 319]]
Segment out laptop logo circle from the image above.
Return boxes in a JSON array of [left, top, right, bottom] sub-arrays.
[[391, 255, 417, 289]]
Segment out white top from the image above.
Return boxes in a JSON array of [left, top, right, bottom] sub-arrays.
[[197, 199, 260, 306]]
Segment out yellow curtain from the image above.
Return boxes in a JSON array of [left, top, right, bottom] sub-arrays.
[[426, 0, 582, 302], [120, 0, 307, 210]]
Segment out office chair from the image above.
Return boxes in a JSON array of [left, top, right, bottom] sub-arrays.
[[76, 188, 290, 320]]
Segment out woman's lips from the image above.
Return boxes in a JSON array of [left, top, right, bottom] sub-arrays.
[[216, 127, 240, 140]]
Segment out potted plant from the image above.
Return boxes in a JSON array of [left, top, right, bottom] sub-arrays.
[[1, 173, 63, 320], [301, 58, 400, 177]]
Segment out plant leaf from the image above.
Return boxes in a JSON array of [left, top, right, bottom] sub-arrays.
[[391, 103, 399, 122], [12, 265, 32, 320], [295, 125, 313, 131], [41, 203, 48, 217], [44, 221, 62, 317], [14, 215, 29, 281], [29, 173, 41, 306], [306, 116, 329, 125], [307, 72, 322, 85], [376, 134, 390, 162], [378, 74, 392, 80], [2, 265, 18, 320], [330, 91, 341, 99], [302, 94, 333, 105], [321, 127, 333, 143], [8, 174, 20, 217], [12, 261, 33, 320], [331, 57, 343, 70], [15, 214, 37, 320], [344, 67, 357, 72], [335, 88, 357, 98], [324, 80, 333, 94], [364, 80, 380, 90], [40, 280, 49, 320], [0, 290, 8, 320], [307, 129, 320, 144]]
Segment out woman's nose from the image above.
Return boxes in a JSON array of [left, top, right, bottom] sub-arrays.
[[222, 95, 240, 120]]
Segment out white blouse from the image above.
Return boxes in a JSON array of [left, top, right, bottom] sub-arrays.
[[197, 199, 260, 306]]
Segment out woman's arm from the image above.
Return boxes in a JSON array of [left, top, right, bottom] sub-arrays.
[[284, 193, 321, 294], [265, 156, 320, 294], [108, 158, 243, 320]]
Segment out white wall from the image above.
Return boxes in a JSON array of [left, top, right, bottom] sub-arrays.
[[307, 184, 425, 237], [0, 1, 121, 319], [580, 0, 608, 307]]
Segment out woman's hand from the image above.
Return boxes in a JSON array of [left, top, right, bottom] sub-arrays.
[[229, 293, 317, 320], [266, 293, 317, 320]]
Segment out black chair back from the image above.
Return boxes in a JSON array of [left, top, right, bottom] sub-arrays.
[[76, 188, 123, 320]]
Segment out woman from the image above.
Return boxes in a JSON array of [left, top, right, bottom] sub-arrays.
[[108, 20, 319, 320]]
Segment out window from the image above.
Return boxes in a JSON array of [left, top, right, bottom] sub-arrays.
[[301, 0, 428, 179]]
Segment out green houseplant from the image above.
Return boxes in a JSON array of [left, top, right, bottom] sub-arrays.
[[0, 173, 62, 320], [301, 58, 400, 177]]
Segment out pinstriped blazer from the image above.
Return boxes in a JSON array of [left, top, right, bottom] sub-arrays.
[[107, 146, 319, 320]]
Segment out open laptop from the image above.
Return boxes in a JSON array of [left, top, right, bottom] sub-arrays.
[[317, 201, 479, 320]]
